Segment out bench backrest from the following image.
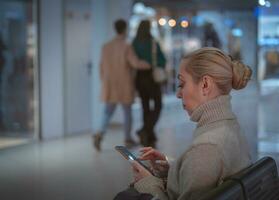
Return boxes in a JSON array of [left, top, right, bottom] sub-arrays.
[[199, 157, 279, 200], [229, 156, 279, 200], [199, 180, 245, 200]]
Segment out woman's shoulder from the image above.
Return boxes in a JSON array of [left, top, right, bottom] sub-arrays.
[[192, 120, 241, 153]]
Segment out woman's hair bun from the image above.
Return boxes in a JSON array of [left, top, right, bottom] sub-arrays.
[[231, 60, 252, 90]]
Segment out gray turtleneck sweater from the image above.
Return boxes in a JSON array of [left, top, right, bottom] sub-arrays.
[[134, 95, 251, 200]]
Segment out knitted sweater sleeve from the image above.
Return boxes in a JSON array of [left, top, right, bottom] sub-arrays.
[[135, 175, 168, 200], [134, 144, 222, 200]]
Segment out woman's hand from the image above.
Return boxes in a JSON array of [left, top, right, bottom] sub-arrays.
[[139, 147, 169, 176], [131, 161, 152, 183], [139, 147, 166, 161]]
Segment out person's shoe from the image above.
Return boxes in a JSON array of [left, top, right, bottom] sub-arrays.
[[149, 131, 157, 143], [93, 133, 102, 151], [125, 139, 138, 148], [136, 129, 149, 146]]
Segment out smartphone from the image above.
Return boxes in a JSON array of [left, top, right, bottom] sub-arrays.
[[115, 145, 154, 175]]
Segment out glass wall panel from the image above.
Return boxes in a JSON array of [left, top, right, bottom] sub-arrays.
[[257, 2, 279, 159], [0, 0, 38, 143]]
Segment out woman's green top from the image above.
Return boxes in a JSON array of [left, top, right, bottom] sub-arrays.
[[132, 38, 166, 68]]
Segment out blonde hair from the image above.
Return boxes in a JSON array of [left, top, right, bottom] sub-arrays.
[[182, 47, 252, 94]]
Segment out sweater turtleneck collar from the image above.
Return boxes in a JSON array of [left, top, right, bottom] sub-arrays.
[[190, 95, 236, 128]]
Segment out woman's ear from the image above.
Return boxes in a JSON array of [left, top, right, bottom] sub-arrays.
[[201, 75, 214, 96]]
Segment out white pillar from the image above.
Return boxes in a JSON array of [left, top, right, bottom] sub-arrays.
[[39, 0, 64, 139]]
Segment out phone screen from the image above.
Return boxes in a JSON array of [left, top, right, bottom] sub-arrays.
[[115, 146, 154, 175]]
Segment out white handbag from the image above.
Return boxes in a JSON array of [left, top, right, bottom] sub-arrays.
[[152, 39, 167, 83]]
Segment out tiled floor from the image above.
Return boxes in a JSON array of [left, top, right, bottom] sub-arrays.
[[0, 82, 278, 199]]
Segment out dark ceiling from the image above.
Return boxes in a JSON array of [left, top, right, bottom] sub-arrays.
[[135, 0, 258, 11]]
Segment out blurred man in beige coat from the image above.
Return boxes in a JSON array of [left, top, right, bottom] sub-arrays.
[[93, 19, 150, 151]]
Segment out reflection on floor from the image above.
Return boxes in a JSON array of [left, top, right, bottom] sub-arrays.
[[0, 82, 279, 199], [0, 137, 30, 149]]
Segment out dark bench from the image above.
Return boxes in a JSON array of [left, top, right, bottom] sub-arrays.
[[200, 157, 279, 200], [199, 180, 245, 200]]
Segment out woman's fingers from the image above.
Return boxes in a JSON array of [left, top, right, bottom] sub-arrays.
[[130, 161, 151, 178], [131, 163, 140, 182], [140, 150, 166, 160], [131, 160, 141, 172], [131, 160, 148, 173], [139, 149, 156, 160], [139, 147, 153, 153], [154, 160, 169, 165], [151, 160, 169, 170]]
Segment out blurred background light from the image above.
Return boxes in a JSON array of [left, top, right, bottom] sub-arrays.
[[158, 18, 167, 26], [259, 0, 266, 6], [232, 28, 243, 37], [180, 20, 189, 28], [133, 2, 145, 14], [168, 19, 176, 27], [265, 1, 271, 7], [145, 7, 156, 17]]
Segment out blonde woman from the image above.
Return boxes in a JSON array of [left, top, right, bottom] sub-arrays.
[[130, 47, 252, 200]]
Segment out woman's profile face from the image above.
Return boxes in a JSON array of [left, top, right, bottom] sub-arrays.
[[176, 64, 203, 115]]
